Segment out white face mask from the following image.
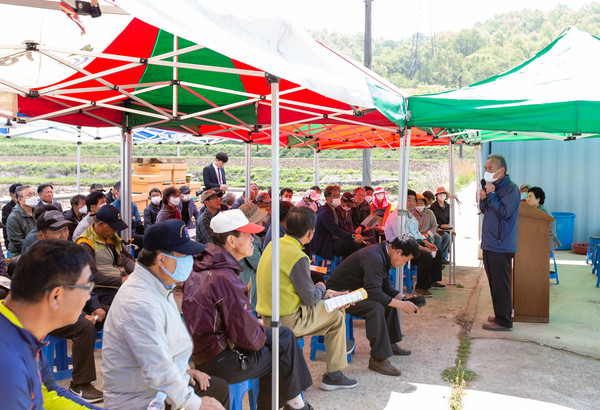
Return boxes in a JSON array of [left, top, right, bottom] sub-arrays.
[[416, 205, 425, 212], [282, 197, 292, 202], [437, 194, 447, 201], [484, 171, 499, 183], [341, 205, 352, 211], [151, 196, 161, 205], [375, 193, 385, 201], [169, 197, 181, 206], [182, 194, 192, 202], [365, 195, 373, 203], [79, 205, 88, 215], [331, 198, 341, 207], [25, 196, 38, 207], [521, 192, 527, 200]]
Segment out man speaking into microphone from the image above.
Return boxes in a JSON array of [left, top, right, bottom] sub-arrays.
[[479, 154, 520, 331]]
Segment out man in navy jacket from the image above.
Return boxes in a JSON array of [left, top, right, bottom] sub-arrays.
[[203, 152, 228, 191], [479, 154, 520, 331], [311, 185, 364, 260]]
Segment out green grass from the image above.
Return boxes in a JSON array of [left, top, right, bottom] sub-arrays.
[[442, 334, 478, 410]]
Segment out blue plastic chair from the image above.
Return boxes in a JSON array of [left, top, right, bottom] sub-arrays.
[[312, 254, 342, 280], [586, 237, 600, 265], [389, 264, 417, 293], [549, 251, 559, 284], [229, 378, 259, 410], [94, 329, 103, 350], [310, 314, 354, 363], [594, 249, 600, 288], [42, 335, 73, 381]]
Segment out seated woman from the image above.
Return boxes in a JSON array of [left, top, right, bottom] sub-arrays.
[[370, 187, 392, 241], [526, 187, 561, 251]]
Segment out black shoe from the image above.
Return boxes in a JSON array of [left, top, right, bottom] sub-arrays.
[[368, 357, 401, 376], [346, 338, 355, 355], [442, 259, 450, 265], [283, 401, 314, 410], [69, 382, 103, 403], [414, 288, 432, 297], [320, 372, 358, 391], [432, 281, 446, 288], [391, 343, 411, 356], [403, 295, 426, 307]]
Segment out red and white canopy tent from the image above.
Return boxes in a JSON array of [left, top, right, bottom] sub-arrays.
[[0, 2, 454, 406]]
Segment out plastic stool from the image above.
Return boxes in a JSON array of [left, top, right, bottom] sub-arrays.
[[549, 251, 559, 284], [312, 254, 342, 280], [594, 249, 600, 287], [404, 264, 417, 294], [586, 237, 600, 265], [310, 314, 354, 363], [42, 335, 73, 381], [229, 378, 259, 410]]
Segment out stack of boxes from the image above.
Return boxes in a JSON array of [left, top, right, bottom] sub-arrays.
[[131, 158, 197, 211]]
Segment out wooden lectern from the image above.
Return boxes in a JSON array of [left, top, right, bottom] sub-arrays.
[[513, 202, 554, 323]]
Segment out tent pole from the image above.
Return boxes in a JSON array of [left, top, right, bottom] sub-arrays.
[[76, 138, 82, 194], [244, 141, 251, 202], [120, 122, 133, 250], [448, 141, 456, 285], [176, 141, 181, 158], [173, 36, 178, 117], [313, 150, 320, 186], [268, 74, 281, 410], [395, 128, 406, 289]]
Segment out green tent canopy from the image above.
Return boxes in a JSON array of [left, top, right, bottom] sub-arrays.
[[408, 27, 600, 136]]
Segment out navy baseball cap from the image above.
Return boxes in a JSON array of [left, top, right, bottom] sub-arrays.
[[96, 205, 128, 231], [144, 219, 206, 255]]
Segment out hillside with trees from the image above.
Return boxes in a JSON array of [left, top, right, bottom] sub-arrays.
[[311, 3, 600, 94]]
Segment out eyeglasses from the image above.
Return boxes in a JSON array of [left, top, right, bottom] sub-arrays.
[[45, 283, 95, 294]]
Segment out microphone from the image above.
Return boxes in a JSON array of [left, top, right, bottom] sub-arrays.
[[480, 179, 487, 206]]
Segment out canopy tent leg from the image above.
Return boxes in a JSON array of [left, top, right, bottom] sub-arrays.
[[76, 138, 82, 194], [267, 74, 281, 410], [176, 141, 181, 158], [362, 148, 372, 186], [448, 141, 456, 285], [120, 124, 133, 250], [396, 127, 411, 327], [474, 144, 482, 242], [244, 141, 252, 202], [313, 150, 320, 187]]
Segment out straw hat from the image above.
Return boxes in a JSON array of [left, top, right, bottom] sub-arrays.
[[435, 186, 449, 196]]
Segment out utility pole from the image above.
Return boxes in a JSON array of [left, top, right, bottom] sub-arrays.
[[362, 0, 373, 187]]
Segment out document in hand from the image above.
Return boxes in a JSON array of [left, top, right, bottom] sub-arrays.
[[324, 288, 368, 312], [361, 213, 382, 228]]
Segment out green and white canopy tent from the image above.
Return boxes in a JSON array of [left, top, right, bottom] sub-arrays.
[[408, 26, 600, 140]]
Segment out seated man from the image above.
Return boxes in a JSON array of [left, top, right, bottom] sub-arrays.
[[6, 185, 37, 257], [238, 202, 268, 311], [183, 210, 313, 410], [64, 194, 87, 241], [311, 185, 364, 261], [143, 188, 162, 227], [296, 189, 320, 213], [256, 207, 358, 391], [19, 210, 105, 402], [103, 220, 227, 409], [221, 192, 236, 209], [0, 239, 101, 409], [196, 189, 223, 244], [280, 187, 294, 203], [72, 192, 107, 242], [326, 236, 422, 376], [37, 183, 63, 213], [263, 200, 295, 247], [21, 204, 58, 254], [110, 181, 142, 233], [77, 205, 134, 309], [232, 183, 258, 209], [2, 182, 22, 252], [385, 190, 444, 295], [178, 185, 200, 229]]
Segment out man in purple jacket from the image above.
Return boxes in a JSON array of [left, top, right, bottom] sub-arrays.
[[479, 154, 520, 331]]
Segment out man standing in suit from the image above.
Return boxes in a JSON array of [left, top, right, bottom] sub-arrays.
[[203, 152, 228, 191]]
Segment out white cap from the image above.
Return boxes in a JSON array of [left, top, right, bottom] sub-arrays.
[[305, 189, 320, 201], [210, 209, 265, 234]]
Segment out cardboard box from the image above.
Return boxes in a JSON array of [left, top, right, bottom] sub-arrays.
[[132, 193, 148, 212], [131, 175, 165, 194]]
